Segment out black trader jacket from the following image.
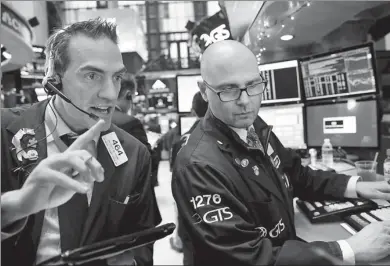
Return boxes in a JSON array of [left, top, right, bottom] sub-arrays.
[[172, 110, 353, 266], [1, 100, 162, 266]]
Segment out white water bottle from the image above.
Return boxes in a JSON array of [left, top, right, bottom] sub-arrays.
[[384, 149, 390, 181], [322, 138, 333, 168]]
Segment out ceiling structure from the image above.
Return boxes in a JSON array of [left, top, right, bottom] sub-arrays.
[[242, 1, 390, 64], [222, 1, 264, 40]]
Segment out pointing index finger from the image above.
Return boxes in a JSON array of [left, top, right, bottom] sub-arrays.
[[68, 119, 106, 150]]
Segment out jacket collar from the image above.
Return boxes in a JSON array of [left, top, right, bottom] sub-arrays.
[[201, 109, 285, 203], [202, 109, 272, 152]]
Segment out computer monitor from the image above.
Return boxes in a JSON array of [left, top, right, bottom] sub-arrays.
[[258, 60, 301, 104], [179, 116, 198, 135], [300, 43, 378, 101], [305, 99, 378, 148], [258, 104, 306, 149], [177, 74, 202, 113]]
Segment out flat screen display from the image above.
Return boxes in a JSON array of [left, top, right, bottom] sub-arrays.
[[258, 104, 306, 149], [258, 60, 301, 104], [177, 75, 202, 113], [300, 44, 377, 100], [306, 99, 378, 147]]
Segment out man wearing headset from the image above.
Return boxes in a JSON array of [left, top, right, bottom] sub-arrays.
[[1, 18, 161, 266], [172, 40, 390, 265]]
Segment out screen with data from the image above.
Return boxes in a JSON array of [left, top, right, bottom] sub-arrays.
[[177, 75, 202, 113], [179, 116, 198, 135], [258, 60, 301, 104], [300, 45, 377, 101], [258, 104, 306, 149], [306, 99, 378, 147]]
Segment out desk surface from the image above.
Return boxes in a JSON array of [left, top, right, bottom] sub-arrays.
[[295, 161, 390, 264]]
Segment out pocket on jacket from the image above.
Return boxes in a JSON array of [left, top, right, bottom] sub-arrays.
[[247, 198, 281, 229], [107, 198, 128, 235]]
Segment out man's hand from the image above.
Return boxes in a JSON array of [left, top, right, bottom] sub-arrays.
[[4, 119, 106, 225], [356, 180, 390, 201], [346, 221, 390, 262]]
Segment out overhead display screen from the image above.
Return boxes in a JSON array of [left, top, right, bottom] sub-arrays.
[[300, 44, 377, 101], [258, 60, 301, 104]]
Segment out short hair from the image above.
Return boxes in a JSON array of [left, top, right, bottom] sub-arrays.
[[44, 18, 118, 76], [119, 75, 137, 98], [192, 91, 208, 118]]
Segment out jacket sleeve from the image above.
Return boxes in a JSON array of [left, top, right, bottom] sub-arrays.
[[172, 162, 342, 266], [280, 147, 351, 201], [118, 149, 162, 266]]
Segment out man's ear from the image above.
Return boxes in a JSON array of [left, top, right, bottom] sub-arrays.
[[197, 81, 208, 102]]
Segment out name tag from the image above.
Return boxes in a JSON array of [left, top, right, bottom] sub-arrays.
[[102, 132, 128, 167]]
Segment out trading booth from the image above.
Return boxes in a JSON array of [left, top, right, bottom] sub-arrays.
[[239, 11, 388, 260]]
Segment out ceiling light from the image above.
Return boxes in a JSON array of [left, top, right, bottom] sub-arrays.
[[282, 24, 285, 28], [3, 51, 12, 59], [280, 34, 294, 41], [263, 47, 266, 51], [291, 16, 295, 20], [266, 34, 270, 38], [307, 2, 311, 6]]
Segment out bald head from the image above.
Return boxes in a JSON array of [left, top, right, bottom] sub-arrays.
[[200, 40, 258, 83], [198, 40, 264, 129]]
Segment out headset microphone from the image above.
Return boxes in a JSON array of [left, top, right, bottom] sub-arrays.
[[44, 81, 99, 121]]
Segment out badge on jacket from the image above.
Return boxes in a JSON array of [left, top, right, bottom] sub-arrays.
[[102, 132, 128, 166], [11, 128, 39, 162], [252, 165, 259, 176]]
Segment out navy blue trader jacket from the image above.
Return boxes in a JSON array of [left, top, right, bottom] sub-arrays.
[[172, 109, 352, 266]]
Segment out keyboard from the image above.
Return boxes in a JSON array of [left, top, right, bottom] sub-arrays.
[[296, 199, 378, 223], [344, 205, 390, 232]]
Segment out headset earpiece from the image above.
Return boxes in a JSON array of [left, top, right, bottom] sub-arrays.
[[44, 75, 63, 96]]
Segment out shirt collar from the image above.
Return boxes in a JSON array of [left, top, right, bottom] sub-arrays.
[[45, 97, 100, 145], [230, 126, 253, 143]]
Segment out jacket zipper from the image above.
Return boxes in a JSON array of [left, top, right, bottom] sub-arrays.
[[262, 126, 296, 237]]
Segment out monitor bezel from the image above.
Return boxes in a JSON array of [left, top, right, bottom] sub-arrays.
[[257, 59, 302, 106], [299, 42, 379, 102], [176, 74, 202, 114], [304, 95, 380, 149]]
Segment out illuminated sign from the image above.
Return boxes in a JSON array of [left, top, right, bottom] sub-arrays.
[[191, 10, 233, 53], [1, 3, 33, 43]]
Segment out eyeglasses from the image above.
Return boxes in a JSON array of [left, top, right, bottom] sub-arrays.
[[203, 78, 267, 102]]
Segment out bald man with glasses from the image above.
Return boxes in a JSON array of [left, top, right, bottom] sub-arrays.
[[171, 40, 390, 266]]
